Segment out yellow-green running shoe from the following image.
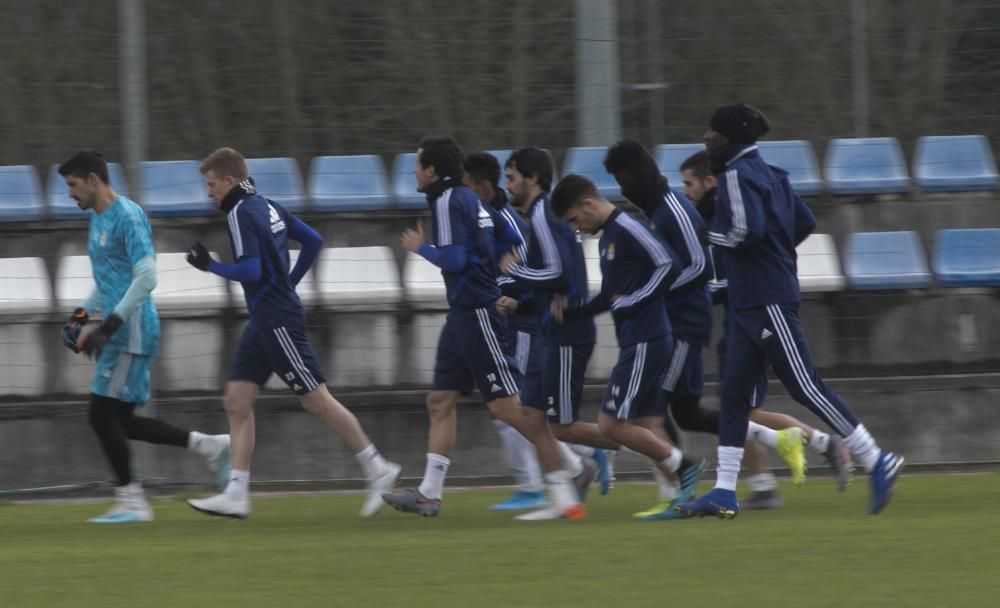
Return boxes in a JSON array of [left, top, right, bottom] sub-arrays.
[[775, 427, 807, 485], [633, 498, 685, 520]]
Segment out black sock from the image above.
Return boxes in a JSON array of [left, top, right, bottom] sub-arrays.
[[115, 402, 190, 447], [88, 394, 132, 485], [670, 393, 721, 436]]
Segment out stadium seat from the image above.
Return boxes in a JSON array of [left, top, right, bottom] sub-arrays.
[[390, 152, 424, 209], [0, 257, 53, 315], [912, 135, 1000, 192], [843, 231, 931, 290], [796, 234, 845, 292], [824, 138, 911, 195], [757, 140, 824, 196], [403, 251, 447, 308], [309, 155, 392, 212], [154, 252, 231, 313], [55, 255, 95, 309], [562, 147, 621, 200], [486, 149, 513, 169], [0, 165, 45, 222], [141, 160, 214, 217], [654, 143, 704, 189], [581, 235, 602, 295], [932, 228, 1000, 287], [0, 324, 45, 395], [247, 157, 308, 213], [46, 163, 130, 219], [315, 246, 402, 307]]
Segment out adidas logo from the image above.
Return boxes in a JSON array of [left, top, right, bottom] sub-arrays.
[[761, 328, 773, 340], [293, 383, 303, 391], [490, 383, 501, 392], [606, 400, 617, 411], [545, 407, 557, 416]]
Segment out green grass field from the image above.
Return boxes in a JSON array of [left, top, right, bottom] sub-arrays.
[[2, 474, 998, 608]]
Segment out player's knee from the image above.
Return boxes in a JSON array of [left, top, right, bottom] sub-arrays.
[[223, 392, 253, 419], [549, 424, 572, 442], [596, 414, 622, 441], [425, 391, 456, 419], [88, 394, 117, 433]]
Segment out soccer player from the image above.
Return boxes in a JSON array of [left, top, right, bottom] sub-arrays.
[[549, 174, 707, 513], [498, 148, 614, 492], [58, 150, 231, 523], [676, 104, 902, 519], [602, 140, 809, 518], [382, 137, 585, 521], [679, 149, 854, 507], [184, 147, 401, 520], [462, 152, 548, 511]]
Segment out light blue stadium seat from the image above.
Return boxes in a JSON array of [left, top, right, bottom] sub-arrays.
[[141, 160, 213, 217], [932, 228, 1000, 287], [310, 155, 391, 212], [758, 140, 824, 196], [562, 146, 621, 199], [486, 149, 513, 169], [0, 165, 44, 222], [654, 143, 704, 189], [47, 163, 129, 219], [824, 138, 911, 195], [844, 231, 931, 290], [247, 157, 307, 213], [913, 135, 999, 192], [391, 153, 424, 209]]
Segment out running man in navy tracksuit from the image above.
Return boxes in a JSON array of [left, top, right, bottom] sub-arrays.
[[550, 174, 707, 515], [676, 104, 902, 519]]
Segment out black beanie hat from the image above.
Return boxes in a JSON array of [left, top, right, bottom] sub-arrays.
[[709, 103, 771, 144]]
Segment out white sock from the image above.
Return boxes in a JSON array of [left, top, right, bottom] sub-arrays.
[[843, 424, 880, 473], [746, 421, 778, 448], [715, 446, 745, 491], [746, 472, 778, 492], [663, 447, 683, 473], [568, 443, 596, 459], [495, 420, 544, 492], [651, 465, 679, 501], [354, 444, 390, 480], [807, 430, 831, 455], [544, 470, 578, 508], [418, 453, 450, 500], [225, 469, 250, 500], [557, 442, 584, 478]]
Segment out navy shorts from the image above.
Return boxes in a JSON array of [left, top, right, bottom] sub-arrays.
[[601, 337, 671, 420], [660, 338, 703, 397], [229, 323, 326, 395], [523, 342, 595, 425], [505, 329, 534, 387], [432, 308, 519, 401]]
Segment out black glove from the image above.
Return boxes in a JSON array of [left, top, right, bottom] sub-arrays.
[[80, 314, 124, 358], [62, 308, 89, 353], [186, 241, 212, 271]]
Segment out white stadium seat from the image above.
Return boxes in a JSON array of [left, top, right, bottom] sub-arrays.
[[0, 257, 52, 315], [154, 252, 230, 313], [316, 246, 402, 308], [797, 233, 846, 292], [581, 236, 602, 295], [403, 251, 447, 308]]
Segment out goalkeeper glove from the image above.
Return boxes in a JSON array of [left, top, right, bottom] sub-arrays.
[[61, 308, 89, 353], [80, 313, 124, 357], [186, 241, 212, 271]]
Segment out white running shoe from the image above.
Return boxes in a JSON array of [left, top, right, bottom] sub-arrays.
[[188, 492, 250, 520], [360, 462, 402, 517], [514, 503, 586, 521], [89, 485, 153, 523]]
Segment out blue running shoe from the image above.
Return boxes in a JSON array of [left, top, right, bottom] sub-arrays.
[[592, 449, 612, 495], [674, 488, 739, 520], [869, 451, 904, 515], [489, 490, 550, 511], [675, 458, 707, 504]]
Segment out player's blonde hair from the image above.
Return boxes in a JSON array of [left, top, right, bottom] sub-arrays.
[[200, 147, 248, 180]]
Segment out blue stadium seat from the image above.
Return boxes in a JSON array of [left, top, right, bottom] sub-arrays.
[[247, 157, 307, 213], [310, 155, 391, 212], [912, 135, 999, 192], [141, 160, 213, 217], [844, 231, 931, 290], [654, 143, 704, 189], [932, 228, 1000, 287], [391, 153, 424, 209], [757, 140, 824, 196], [824, 138, 911, 195], [486, 149, 513, 169], [47, 163, 129, 219], [0, 165, 44, 222], [562, 146, 621, 199]]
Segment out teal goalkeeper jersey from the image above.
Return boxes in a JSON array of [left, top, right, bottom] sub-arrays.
[[85, 195, 160, 355]]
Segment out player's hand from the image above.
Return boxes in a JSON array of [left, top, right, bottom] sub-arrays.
[[498, 250, 521, 275], [401, 220, 426, 253], [496, 296, 519, 316], [550, 293, 567, 324], [186, 241, 212, 271], [79, 313, 124, 358], [61, 308, 89, 354]]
